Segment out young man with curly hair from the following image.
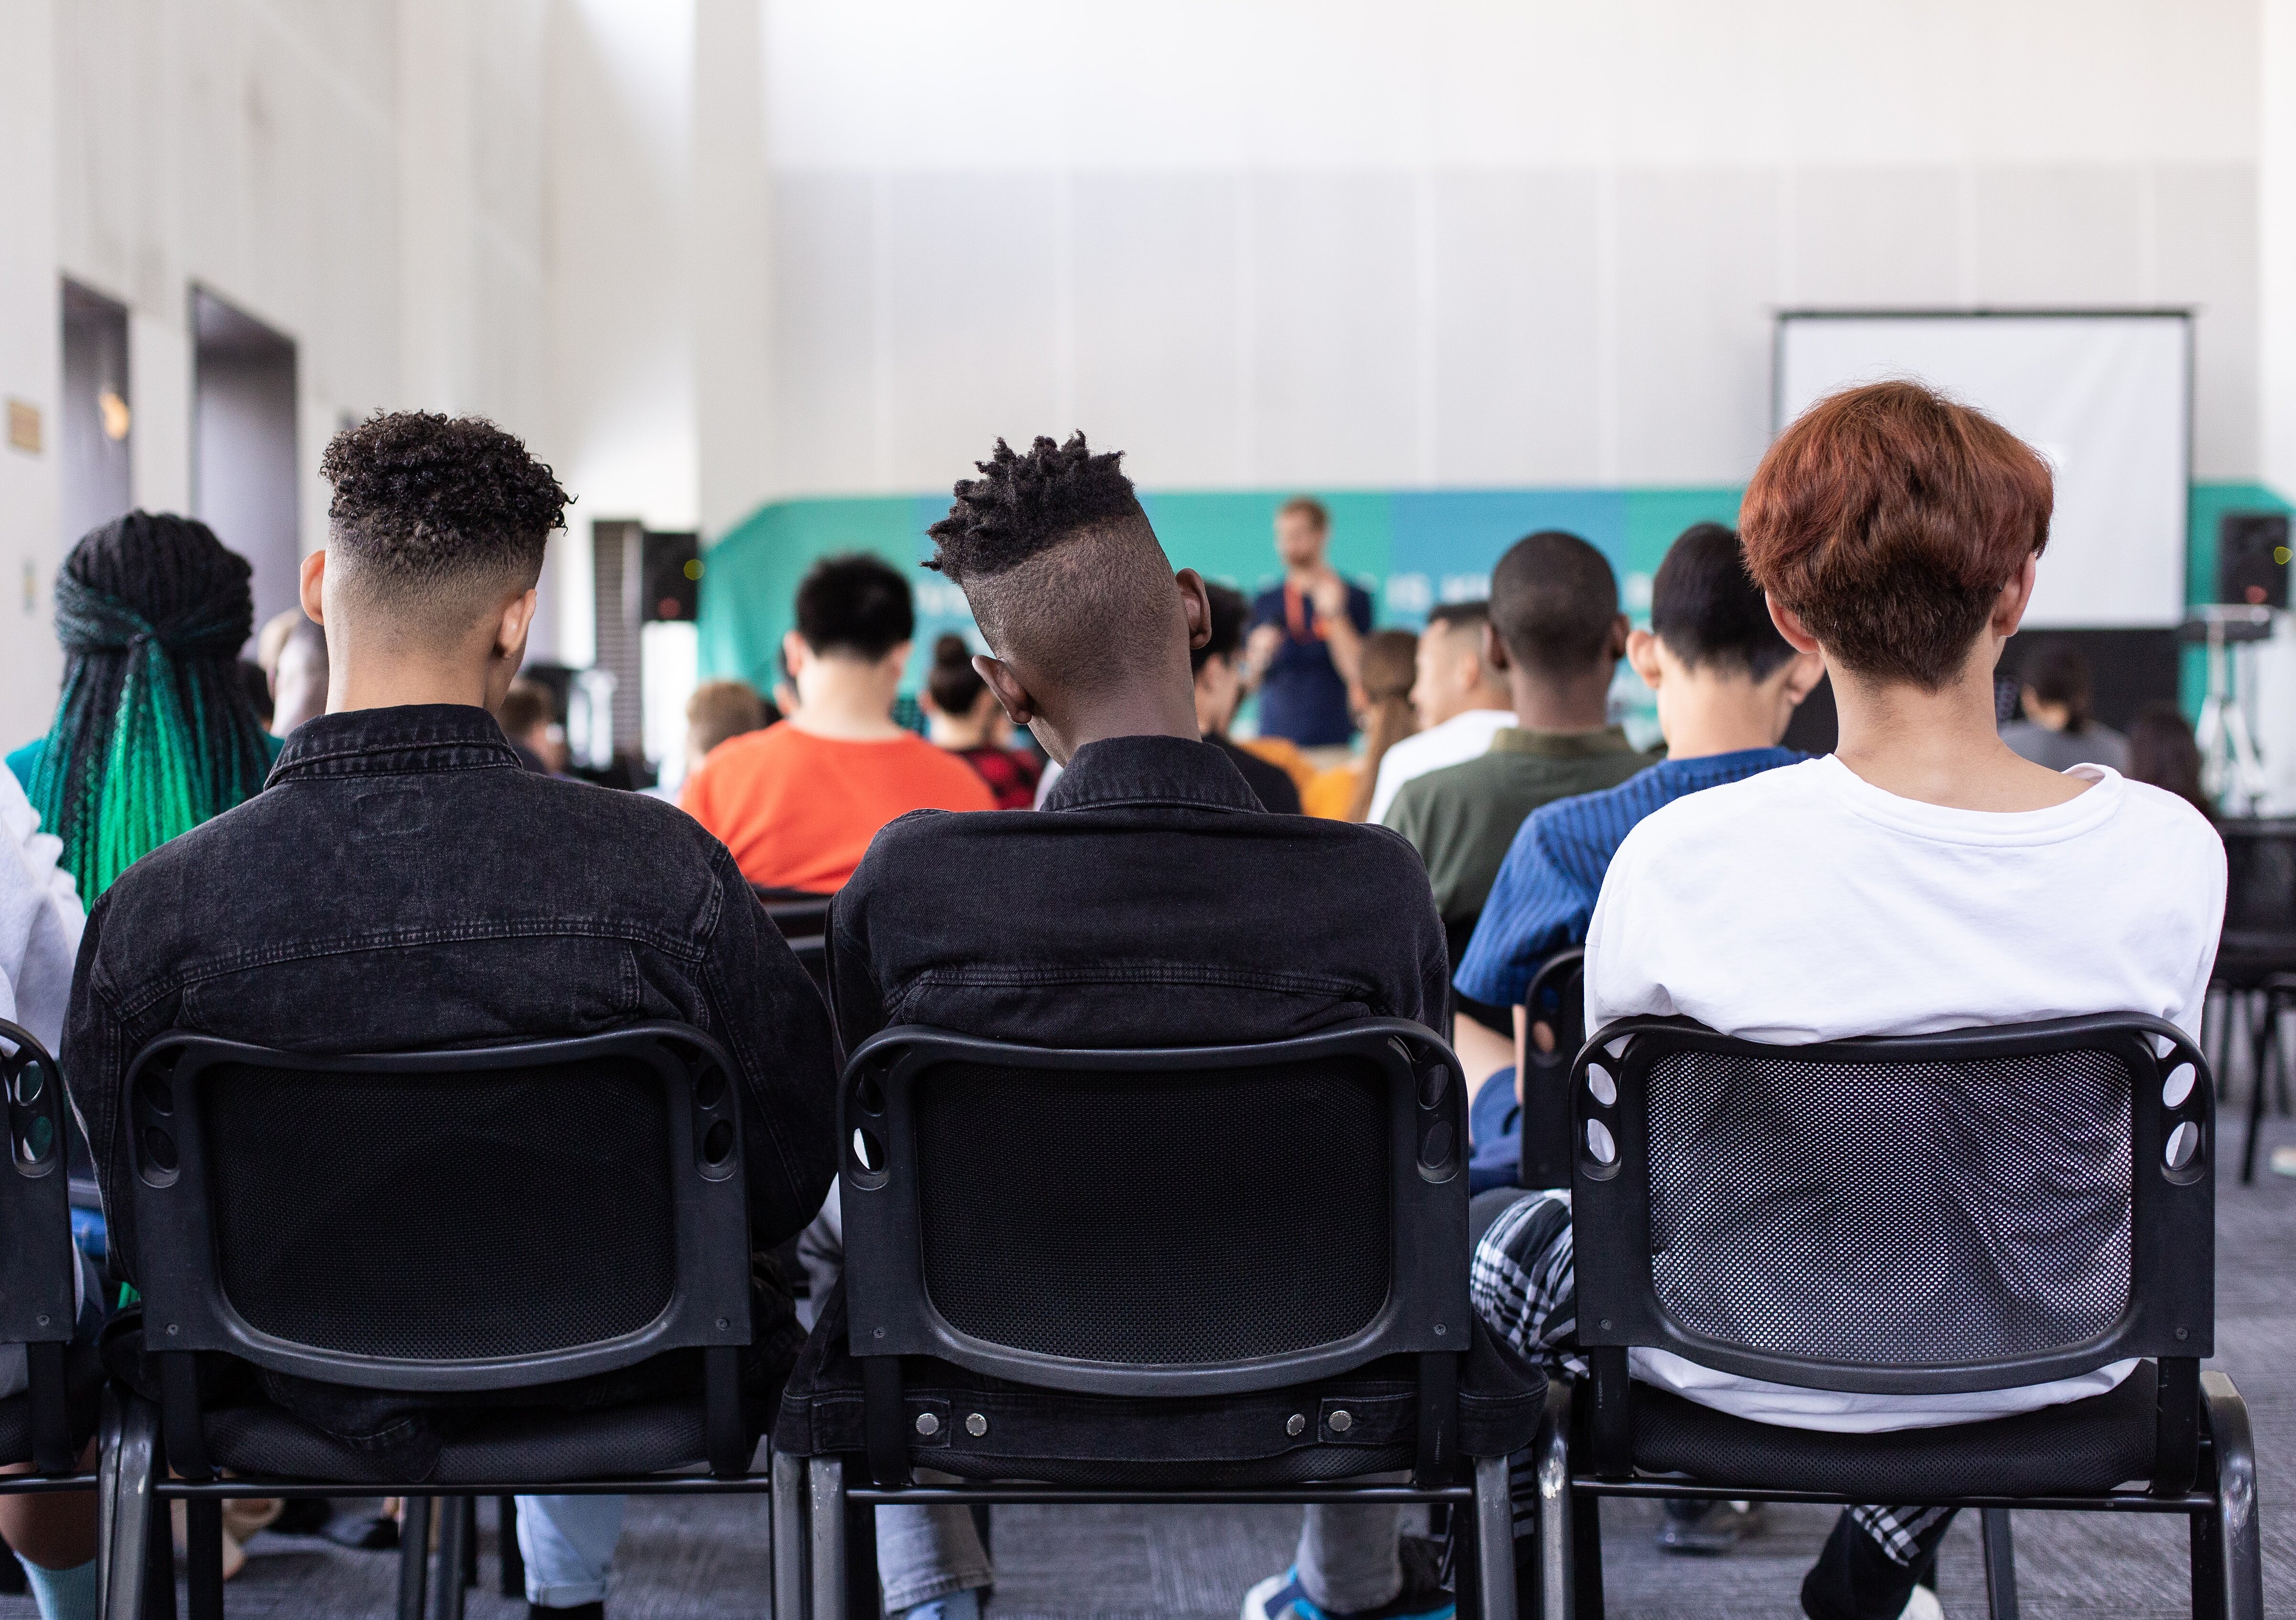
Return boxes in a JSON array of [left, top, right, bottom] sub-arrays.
[[62, 413, 838, 1620], [826, 434, 1454, 1620]]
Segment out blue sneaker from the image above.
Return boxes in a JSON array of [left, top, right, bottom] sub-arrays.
[[1242, 1563, 1454, 1620]]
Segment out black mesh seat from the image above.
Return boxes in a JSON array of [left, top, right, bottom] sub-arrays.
[[775, 1021, 1530, 1620], [1534, 1015, 2263, 1620], [101, 1024, 766, 1620]]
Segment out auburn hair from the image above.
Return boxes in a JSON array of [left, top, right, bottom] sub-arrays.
[[1740, 380, 2052, 690]]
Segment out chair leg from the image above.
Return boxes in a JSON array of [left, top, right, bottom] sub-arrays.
[[1979, 1509, 2019, 1620], [2243, 1001, 2271, 1183], [142, 1495, 174, 1620], [397, 1497, 432, 1620], [99, 1396, 156, 1620], [773, 1452, 806, 1620], [496, 1497, 522, 1598], [807, 1457, 845, 1620], [460, 1496, 479, 1589], [1570, 1500, 1603, 1620], [1474, 1455, 1518, 1620], [2199, 1372, 2263, 1620], [1534, 1382, 1574, 1620], [843, 1494, 878, 1620], [182, 1500, 224, 1620], [431, 1496, 468, 1620]]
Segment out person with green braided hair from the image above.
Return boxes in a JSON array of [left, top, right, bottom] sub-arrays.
[[6, 512, 281, 900]]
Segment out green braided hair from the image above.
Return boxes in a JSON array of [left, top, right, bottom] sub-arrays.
[[27, 512, 273, 898]]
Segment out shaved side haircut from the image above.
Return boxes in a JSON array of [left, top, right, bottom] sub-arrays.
[[926, 433, 1179, 694], [319, 412, 569, 643]]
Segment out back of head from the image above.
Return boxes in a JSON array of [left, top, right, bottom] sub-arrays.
[[1192, 583, 1252, 674], [927, 433, 1177, 698], [796, 553, 913, 660], [31, 511, 272, 897], [497, 677, 556, 742], [686, 678, 772, 758], [926, 633, 989, 714], [2022, 640, 2094, 732], [319, 412, 569, 646], [1345, 628, 1422, 823], [1740, 380, 2052, 690], [1650, 522, 1796, 679], [1489, 531, 1620, 676], [1425, 599, 1491, 647], [2126, 700, 2208, 815]]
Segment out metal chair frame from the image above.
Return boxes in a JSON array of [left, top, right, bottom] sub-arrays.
[[1516, 948, 1585, 1191], [783, 1019, 1518, 1620], [1539, 1013, 2262, 1620], [98, 1023, 776, 1620]]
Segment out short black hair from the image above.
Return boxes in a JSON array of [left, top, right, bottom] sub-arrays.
[[1193, 583, 1252, 674], [795, 553, 914, 660], [2022, 639, 2095, 731], [1489, 530, 1620, 676], [1426, 600, 1489, 636], [320, 413, 569, 635], [1649, 523, 1796, 679], [927, 433, 1178, 695]]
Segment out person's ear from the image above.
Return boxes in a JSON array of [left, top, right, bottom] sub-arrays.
[[1176, 568, 1213, 654], [1482, 620, 1513, 673], [1766, 594, 1823, 655], [781, 630, 810, 682], [1604, 613, 1631, 662], [495, 588, 538, 664], [1625, 627, 1665, 689], [299, 550, 327, 624], [1777, 649, 1826, 707], [1992, 553, 2040, 638], [974, 654, 1038, 728], [879, 640, 913, 681]]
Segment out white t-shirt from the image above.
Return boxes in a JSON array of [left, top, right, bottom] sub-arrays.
[[1368, 708, 1514, 825], [1584, 756, 2225, 1432], [0, 766, 84, 1055]]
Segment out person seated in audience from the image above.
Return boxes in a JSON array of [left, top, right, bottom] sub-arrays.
[[1193, 584, 1305, 812], [1471, 380, 2225, 1620], [685, 677, 777, 771], [1381, 531, 1654, 1088], [267, 613, 330, 737], [920, 633, 1043, 808], [831, 434, 1452, 1620], [1365, 602, 1513, 822], [0, 759, 101, 1620], [498, 676, 570, 773], [1999, 639, 2127, 772], [61, 412, 838, 1620], [1454, 520, 1821, 1553], [1302, 628, 1420, 819], [2124, 699, 2211, 818], [8, 514, 281, 900], [682, 554, 994, 892], [1244, 496, 1372, 748]]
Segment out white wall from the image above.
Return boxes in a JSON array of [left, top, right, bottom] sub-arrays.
[[759, 0, 2262, 498], [1, 0, 62, 744]]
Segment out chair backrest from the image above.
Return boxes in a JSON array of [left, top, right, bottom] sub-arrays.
[[2217, 818, 2296, 971], [752, 885, 833, 944], [124, 1023, 752, 1393], [1518, 947, 1586, 1190], [1572, 1014, 2212, 1395], [1, 1021, 91, 1475], [840, 1020, 1470, 1397]]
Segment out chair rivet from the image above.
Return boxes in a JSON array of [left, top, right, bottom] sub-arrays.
[[965, 1413, 987, 1436], [915, 1412, 940, 1437], [1432, 1323, 1445, 1335], [33, 1315, 47, 1328], [716, 1317, 729, 1331], [1286, 1413, 1306, 1436], [874, 1327, 886, 1338], [1328, 1410, 1353, 1433], [1599, 1319, 1611, 1330], [165, 1324, 178, 1337], [2176, 1327, 2189, 1341]]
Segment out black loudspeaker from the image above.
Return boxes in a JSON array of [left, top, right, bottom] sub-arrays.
[[642, 531, 700, 623], [2219, 512, 2290, 609]]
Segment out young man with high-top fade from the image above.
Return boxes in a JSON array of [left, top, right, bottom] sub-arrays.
[[62, 412, 837, 1620], [828, 434, 1455, 1620]]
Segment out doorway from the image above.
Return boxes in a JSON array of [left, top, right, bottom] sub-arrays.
[[59, 280, 131, 549], [192, 288, 299, 636]]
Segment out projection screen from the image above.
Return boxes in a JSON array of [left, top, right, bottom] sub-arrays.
[[1774, 313, 2191, 629]]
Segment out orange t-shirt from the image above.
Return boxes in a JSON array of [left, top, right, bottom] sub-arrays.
[[681, 720, 995, 893]]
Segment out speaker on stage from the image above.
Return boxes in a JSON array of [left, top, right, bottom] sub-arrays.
[[2219, 511, 2290, 609]]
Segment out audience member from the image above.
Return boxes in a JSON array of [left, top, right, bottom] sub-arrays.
[[268, 613, 330, 736], [829, 434, 1452, 1620], [60, 412, 838, 1620], [2001, 640, 2128, 771], [1244, 497, 1372, 747], [920, 633, 1043, 809], [7, 513, 279, 900], [497, 677, 568, 773], [1194, 584, 1305, 812], [685, 679, 776, 770], [1471, 380, 2225, 1620], [1302, 629, 1419, 820], [682, 554, 994, 892], [1364, 602, 1512, 822], [2125, 699, 2212, 818], [0, 761, 100, 1620]]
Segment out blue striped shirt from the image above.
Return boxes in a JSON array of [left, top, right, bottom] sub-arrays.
[[1454, 746, 1807, 1007]]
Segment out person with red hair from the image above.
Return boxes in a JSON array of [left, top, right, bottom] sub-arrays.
[[1465, 380, 2226, 1620]]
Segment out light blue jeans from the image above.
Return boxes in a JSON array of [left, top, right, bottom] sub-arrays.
[[516, 1493, 626, 1608]]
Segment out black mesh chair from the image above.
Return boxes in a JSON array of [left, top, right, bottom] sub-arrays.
[[99, 1024, 767, 1620], [774, 1020, 1532, 1620], [2213, 819, 2296, 1181], [1535, 1014, 2261, 1620], [1516, 949, 1585, 1191], [0, 1021, 101, 1481]]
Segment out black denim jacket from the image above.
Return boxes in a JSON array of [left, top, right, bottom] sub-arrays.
[[827, 733, 1450, 1052], [62, 707, 838, 1467]]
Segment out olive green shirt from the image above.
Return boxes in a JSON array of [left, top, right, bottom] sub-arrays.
[[1380, 726, 1656, 928]]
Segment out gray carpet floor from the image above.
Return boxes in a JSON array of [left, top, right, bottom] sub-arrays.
[[11, 1112, 2290, 1618]]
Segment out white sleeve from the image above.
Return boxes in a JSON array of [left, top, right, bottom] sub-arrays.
[[0, 771, 86, 1055], [2168, 814, 2229, 1044], [1582, 823, 1675, 1037]]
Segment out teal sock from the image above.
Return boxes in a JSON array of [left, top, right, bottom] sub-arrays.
[[17, 1555, 97, 1620]]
